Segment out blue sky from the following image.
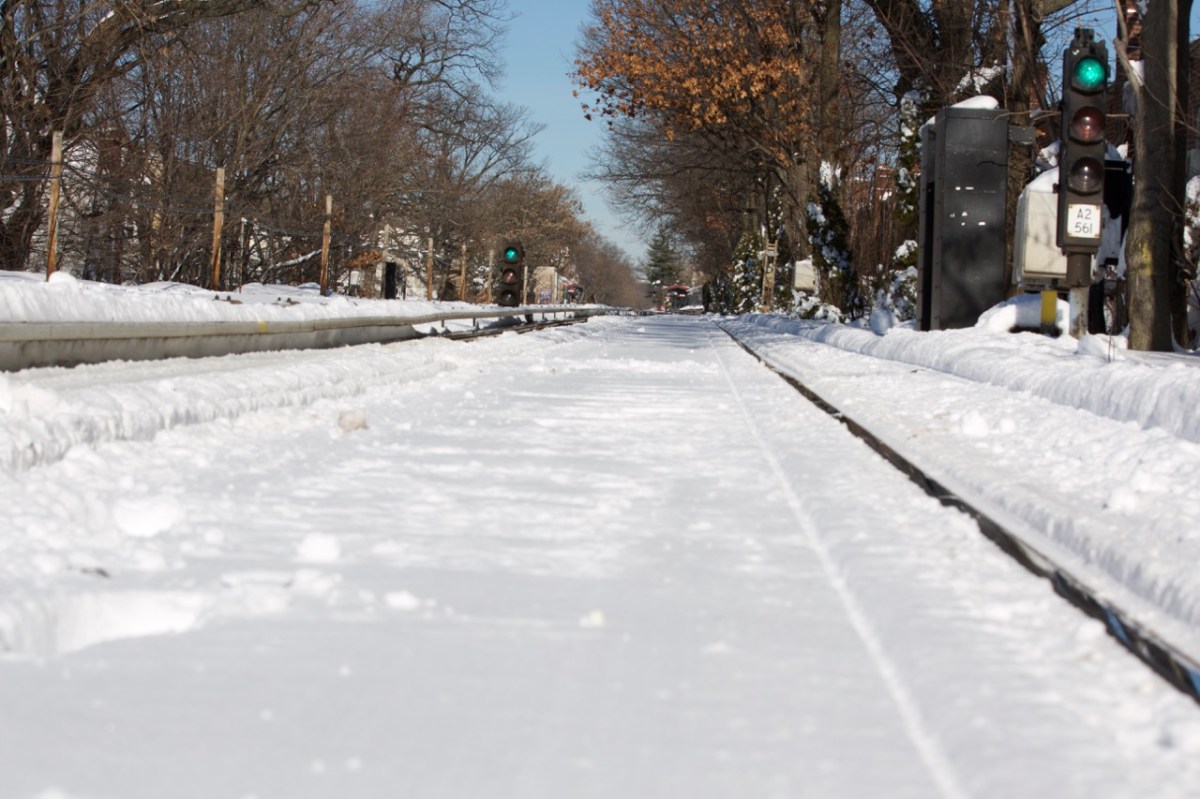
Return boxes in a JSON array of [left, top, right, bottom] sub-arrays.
[[495, 0, 647, 262]]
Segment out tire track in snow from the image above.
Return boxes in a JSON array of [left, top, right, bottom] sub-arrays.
[[705, 320, 970, 799]]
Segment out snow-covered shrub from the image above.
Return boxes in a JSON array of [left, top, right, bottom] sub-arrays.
[[806, 162, 862, 318], [1185, 176, 1200, 348], [793, 293, 844, 323]]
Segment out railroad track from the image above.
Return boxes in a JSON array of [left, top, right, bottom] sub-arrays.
[[437, 314, 591, 340], [722, 324, 1200, 706]]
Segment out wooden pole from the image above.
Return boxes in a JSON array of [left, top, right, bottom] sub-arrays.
[[319, 194, 332, 296], [45, 131, 63, 280], [761, 243, 777, 311], [486, 249, 494, 303], [210, 167, 225, 290], [427, 237, 434, 300], [459, 242, 468, 302]]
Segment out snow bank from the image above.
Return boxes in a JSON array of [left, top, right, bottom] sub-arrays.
[[738, 309, 1200, 444]]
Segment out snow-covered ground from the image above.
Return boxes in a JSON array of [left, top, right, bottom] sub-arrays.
[[2, 273, 1200, 798], [0, 270, 474, 325]]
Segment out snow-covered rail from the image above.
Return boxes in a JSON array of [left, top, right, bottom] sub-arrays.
[[720, 323, 1200, 706], [0, 305, 602, 371]]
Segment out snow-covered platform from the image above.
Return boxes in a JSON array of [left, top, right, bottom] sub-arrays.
[[2, 314, 1199, 798]]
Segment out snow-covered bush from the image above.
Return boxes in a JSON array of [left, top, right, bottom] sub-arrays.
[[793, 293, 844, 323], [806, 162, 862, 318], [1185, 176, 1200, 348]]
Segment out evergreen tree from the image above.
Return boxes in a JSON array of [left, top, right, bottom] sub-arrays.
[[866, 90, 924, 327], [806, 162, 862, 318], [730, 231, 763, 313], [643, 224, 683, 287], [893, 91, 924, 241]]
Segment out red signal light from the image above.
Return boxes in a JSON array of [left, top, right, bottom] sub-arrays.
[[1069, 107, 1105, 144]]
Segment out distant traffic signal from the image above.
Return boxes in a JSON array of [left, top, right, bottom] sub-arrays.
[[1057, 28, 1108, 258], [496, 240, 524, 307]]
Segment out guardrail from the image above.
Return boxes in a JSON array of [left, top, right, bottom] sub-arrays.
[[0, 306, 602, 371]]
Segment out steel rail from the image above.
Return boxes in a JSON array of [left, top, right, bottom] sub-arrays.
[[722, 325, 1200, 706]]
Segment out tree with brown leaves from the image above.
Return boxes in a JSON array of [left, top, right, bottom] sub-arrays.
[[573, 0, 823, 246]]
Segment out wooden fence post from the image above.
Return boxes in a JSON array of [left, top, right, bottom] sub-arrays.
[[459, 242, 468, 302], [427, 237, 434, 300], [45, 131, 63, 280], [486, 248, 494, 303], [320, 194, 332, 296], [210, 167, 225, 290]]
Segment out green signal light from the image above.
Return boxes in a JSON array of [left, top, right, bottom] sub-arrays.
[[501, 242, 523, 263], [1072, 56, 1106, 91]]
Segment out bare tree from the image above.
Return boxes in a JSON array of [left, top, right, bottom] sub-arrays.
[[571, 229, 646, 306], [0, 0, 320, 273]]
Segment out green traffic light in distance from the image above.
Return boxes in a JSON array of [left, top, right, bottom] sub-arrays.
[[1073, 56, 1106, 91], [504, 247, 519, 260]]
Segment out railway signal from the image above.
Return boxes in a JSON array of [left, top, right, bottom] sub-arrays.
[[496, 240, 524, 307], [1057, 28, 1108, 262]]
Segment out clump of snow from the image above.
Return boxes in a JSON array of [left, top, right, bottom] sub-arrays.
[[384, 591, 422, 611], [111, 495, 183, 539], [977, 293, 1068, 333], [959, 410, 990, 437], [296, 533, 342, 563], [291, 568, 342, 600], [338, 409, 369, 432], [955, 68, 1004, 97], [869, 306, 899, 335], [578, 609, 607, 628]]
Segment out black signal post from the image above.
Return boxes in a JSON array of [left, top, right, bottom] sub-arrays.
[[496, 240, 524, 307], [1057, 28, 1108, 285]]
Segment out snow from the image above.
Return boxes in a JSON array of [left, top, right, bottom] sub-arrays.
[[2, 272, 1200, 797], [0, 269, 475, 324]]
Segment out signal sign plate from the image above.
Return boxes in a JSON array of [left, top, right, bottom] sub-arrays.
[[1066, 203, 1102, 239]]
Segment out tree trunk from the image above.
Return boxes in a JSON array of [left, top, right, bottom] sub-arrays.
[[1170, 1, 1193, 345], [1126, 0, 1191, 351], [817, 0, 843, 165]]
